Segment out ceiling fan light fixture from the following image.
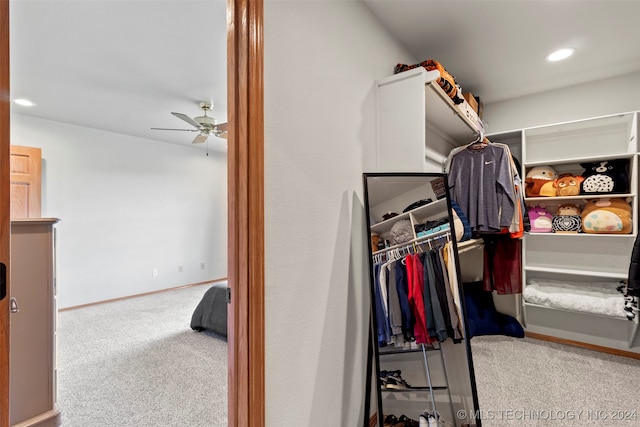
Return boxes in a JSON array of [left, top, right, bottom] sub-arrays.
[[194, 115, 216, 126], [151, 100, 227, 144], [546, 47, 575, 62]]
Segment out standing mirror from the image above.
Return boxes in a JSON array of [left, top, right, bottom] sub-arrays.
[[363, 172, 480, 427]]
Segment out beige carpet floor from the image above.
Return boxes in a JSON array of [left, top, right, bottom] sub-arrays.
[[56, 284, 227, 427], [470, 335, 640, 426]]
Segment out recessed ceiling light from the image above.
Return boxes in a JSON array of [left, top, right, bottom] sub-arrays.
[[546, 48, 576, 62], [13, 98, 36, 107]]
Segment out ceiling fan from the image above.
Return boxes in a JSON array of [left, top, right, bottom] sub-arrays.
[[151, 101, 228, 144]]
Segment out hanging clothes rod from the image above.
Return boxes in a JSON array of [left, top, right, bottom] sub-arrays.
[[373, 231, 451, 258]]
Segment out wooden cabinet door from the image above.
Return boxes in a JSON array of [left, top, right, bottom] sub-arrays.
[[10, 146, 41, 219], [9, 220, 60, 426]]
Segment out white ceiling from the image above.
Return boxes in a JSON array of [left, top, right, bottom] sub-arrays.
[[364, 0, 640, 103], [9, 1, 640, 153], [10, 0, 228, 152]]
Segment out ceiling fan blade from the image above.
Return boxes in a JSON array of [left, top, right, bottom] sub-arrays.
[[215, 122, 228, 132], [192, 133, 208, 144], [171, 112, 202, 129], [150, 127, 199, 132], [216, 131, 228, 140]]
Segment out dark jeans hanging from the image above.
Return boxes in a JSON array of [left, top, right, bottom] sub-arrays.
[[482, 235, 522, 294]]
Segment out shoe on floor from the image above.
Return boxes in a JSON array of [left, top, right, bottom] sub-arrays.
[[419, 412, 435, 427], [383, 414, 399, 426], [396, 414, 419, 427], [384, 370, 412, 389]]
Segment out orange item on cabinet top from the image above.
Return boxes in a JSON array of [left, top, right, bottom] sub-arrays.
[[463, 92, 479, 114], [394, 59, 463, 104]]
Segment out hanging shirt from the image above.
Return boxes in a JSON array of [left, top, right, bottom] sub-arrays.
[[424, 251, 448, 342], [444, 242, 465, 333], [406, 254, 429, 344], [386, 261, 403, 339], [448, 144, 516, 232], [378, 260, 391, 334], [395, 260, 415, 341], [423, 252, 447, 342], [422, 253, 437, 340], [373, 263, 390, 345], [437, 247, 462, 341], [446, 142, 523, 235], [483, 235, 523, 294]]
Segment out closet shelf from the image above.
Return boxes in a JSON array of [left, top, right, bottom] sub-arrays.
[[525, 193, 635, 203], [373, 228, 450, 256], [524, 152, 635, 168], [526, 232, 635, 238], [523, 302, 629, 321], [379, 346, 440, 356], [381, 385, 448, 393], [524, 112, 632, 136], [370, 198, 447, 235], [525, 266, 628, 280], [376, 68, 479, 144]]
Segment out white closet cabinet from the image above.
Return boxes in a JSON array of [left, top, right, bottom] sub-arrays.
[[10, 219, 61, 427], [370, 69, 483, 427], [489, 112, 639, 354], [371, 68, 479, 173]]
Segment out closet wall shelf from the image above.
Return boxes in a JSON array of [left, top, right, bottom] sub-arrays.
[[373, 229, 450, 256], [372, 67, 480, 172], [371, 198, 447, 235], [523, 113, 635, 164], [524, 113, 632, 137], [526, 232, 634, 238], [524, 303, 635, 349], [525, 266, 628, 280], [524, 302, 629, 321], [524, 152, 635, 168], [525, 193, 635, 203], [376, 67, 479, 142], [382, 386, 448, 393], [379, 346, 440, 356]]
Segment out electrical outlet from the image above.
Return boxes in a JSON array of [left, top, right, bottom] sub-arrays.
[[152, 268, 159, 277], [200, 263, 205, 270], [178, 265, 183, 273]]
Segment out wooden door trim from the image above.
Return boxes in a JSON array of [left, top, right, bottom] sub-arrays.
[[227, 0, 264, 426], [0, 1, 10, 425]]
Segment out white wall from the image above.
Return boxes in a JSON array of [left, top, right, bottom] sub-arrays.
[[484, 71, 640, 133], [264, 3, 640, 425], [264, 1, 415, 425], [11, 114, 228, 308]]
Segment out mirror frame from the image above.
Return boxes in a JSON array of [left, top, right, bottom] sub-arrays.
[[362, 172, 481, 427]]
